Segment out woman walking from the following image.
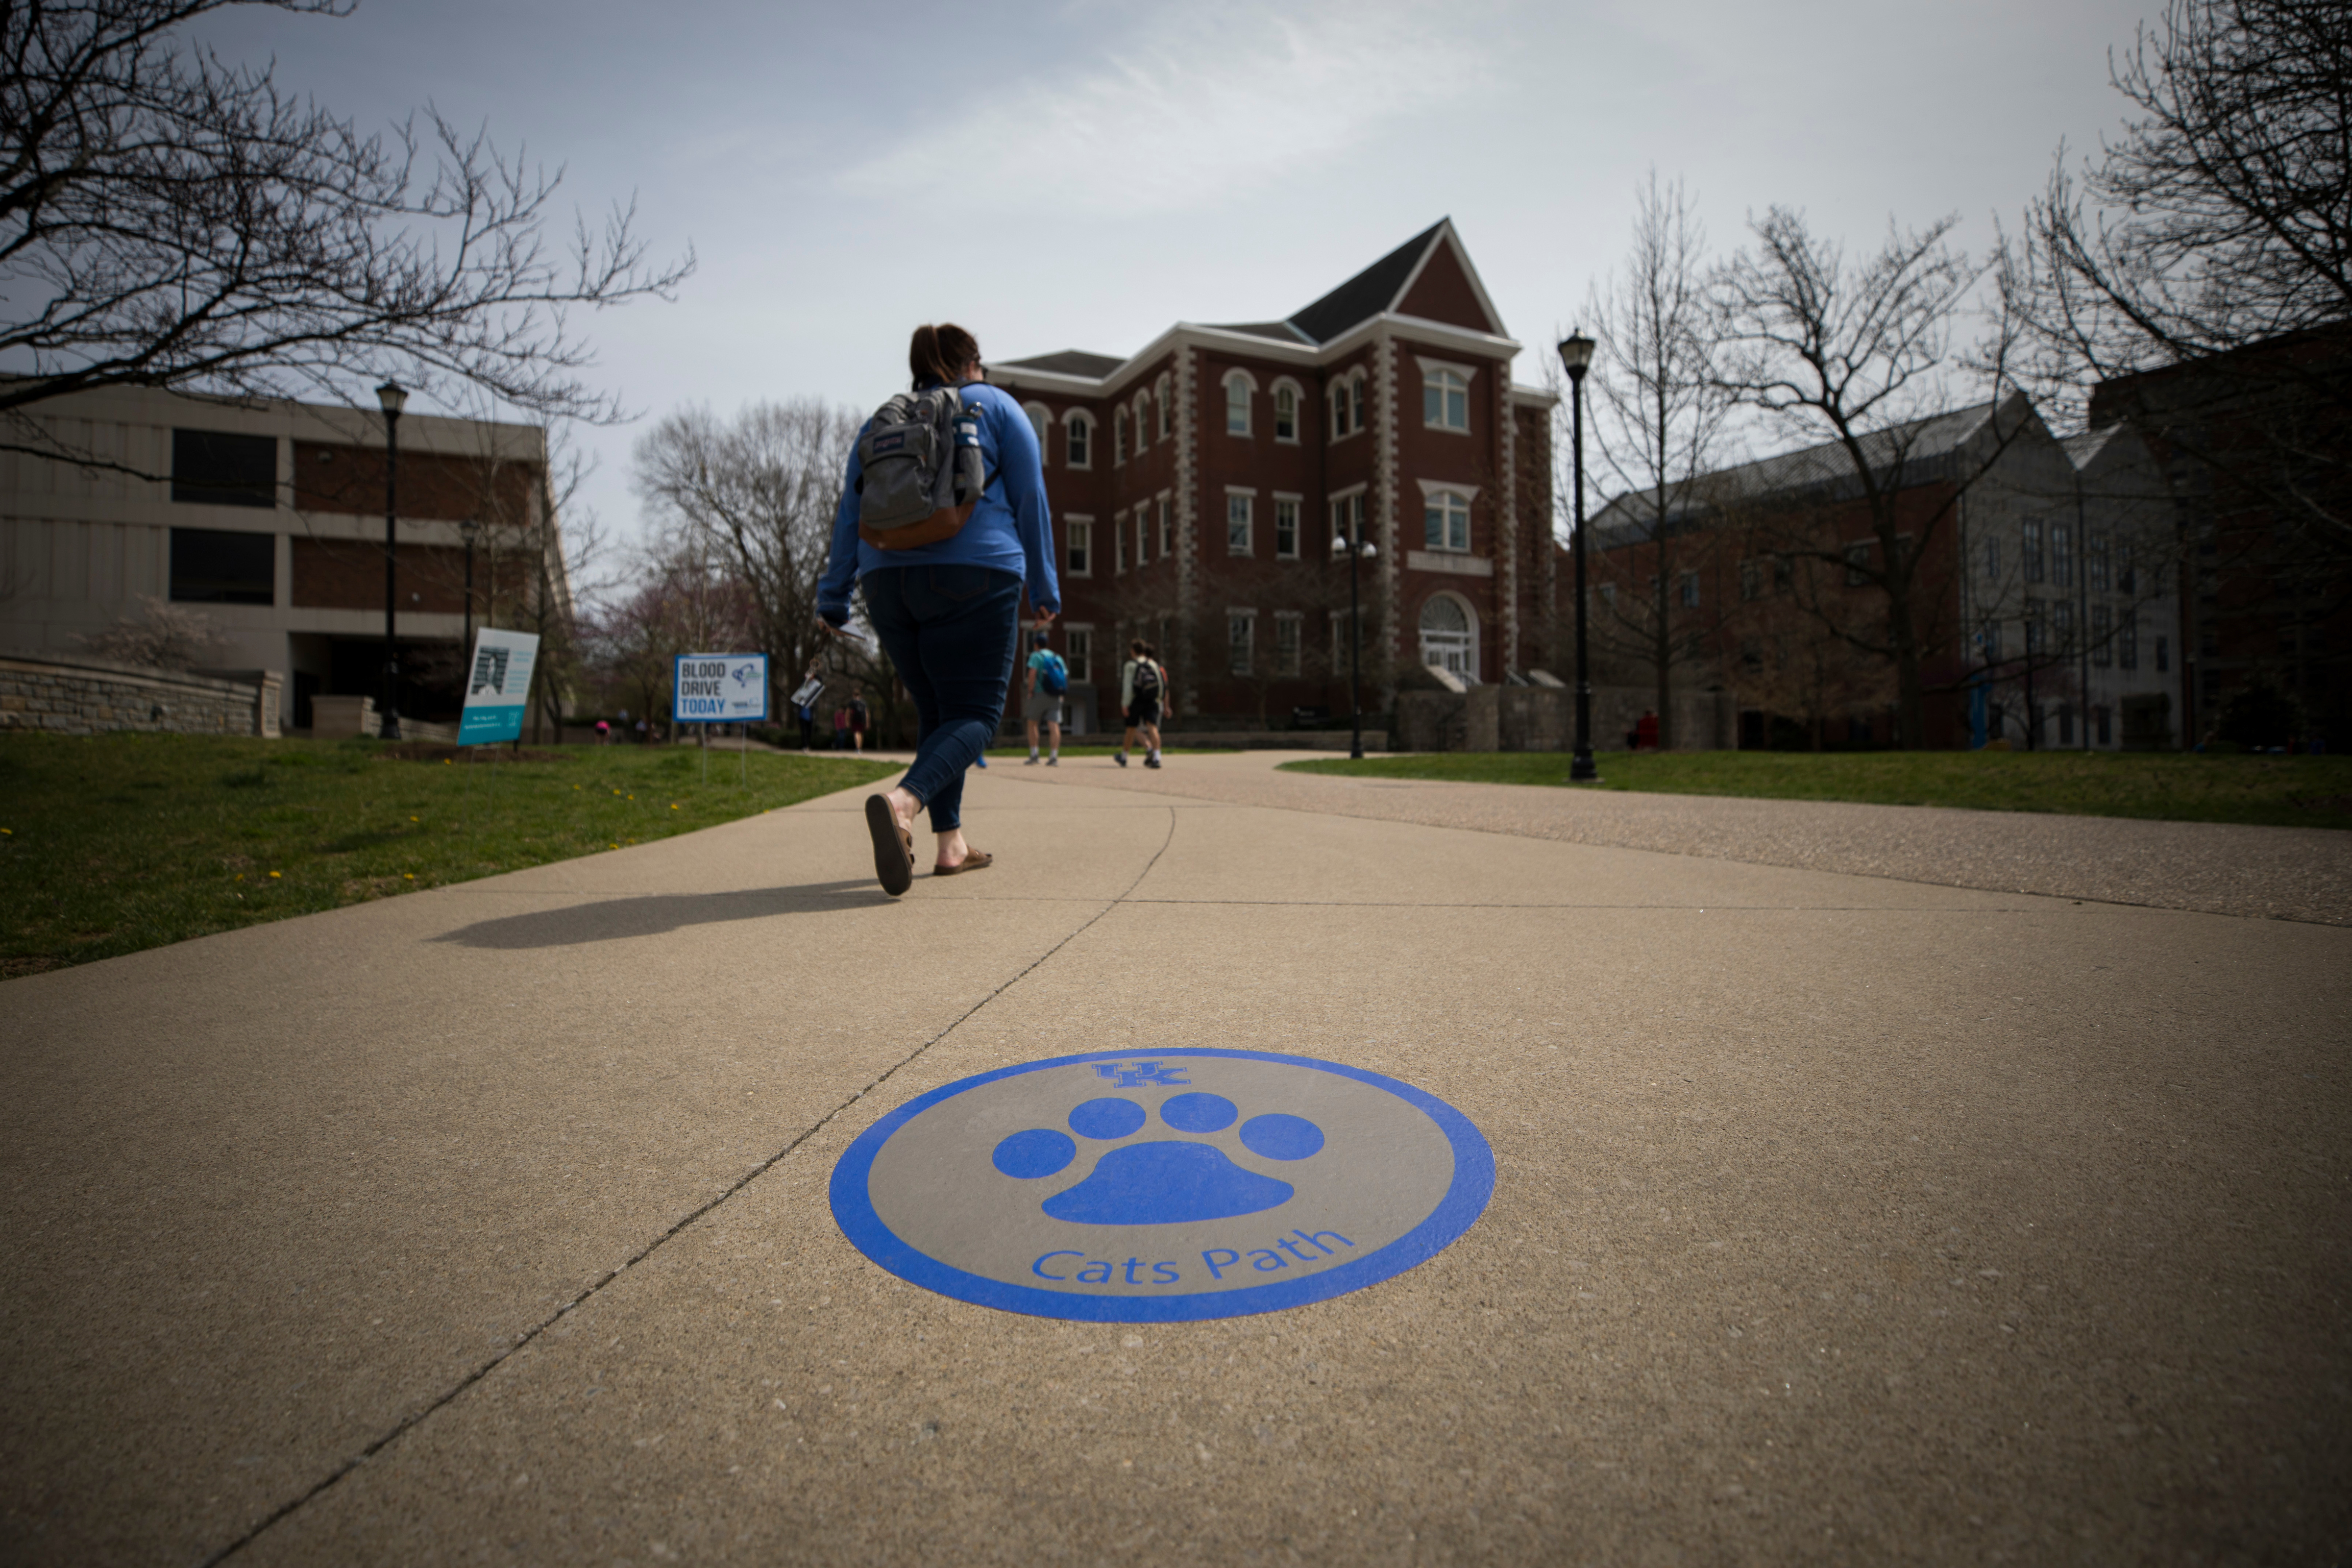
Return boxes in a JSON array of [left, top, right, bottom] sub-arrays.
[[817, 323, 1058, 894]]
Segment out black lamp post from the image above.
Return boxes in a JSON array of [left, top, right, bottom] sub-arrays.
[[1557, 332, 1597, 782], [460, 517, 481, 672], [1331, 525, 1379, 760], [375, 379, 408, 740]]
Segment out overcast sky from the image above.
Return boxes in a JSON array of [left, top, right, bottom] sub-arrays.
[[198, 0, 2161, 554]]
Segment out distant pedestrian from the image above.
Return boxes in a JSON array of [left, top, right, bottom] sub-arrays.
[[594, 719, 610, 745], [849, 695, 870, 752], [833, 704, 851, 750], [797, 699, 816, 751], [816, 320, 1058, 894], [634, 718, 648, 744], [1023, 630, 1065, 765], [1117, 640, 1168, 768]]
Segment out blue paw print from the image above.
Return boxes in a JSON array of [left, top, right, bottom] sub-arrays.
[[992, 1093, 1326, 1225]]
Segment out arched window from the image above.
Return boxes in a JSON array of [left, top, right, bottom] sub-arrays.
[[1023, 402, 1051, 462], [1131, 390, 1150, 450], [1329, 383, 1348, 440], [1419, 595, 1476, 682], [1114, 409, 1129, 464], [1155, 375, 1172, 440], [1348, 373, 1366, 433], [1423, 368, 1469, 431], [1224, 371, 1253, 436], [1065, 412, 1093, 469], [1424, 488, 1471, 552], [1271, 380, 1299, 442]]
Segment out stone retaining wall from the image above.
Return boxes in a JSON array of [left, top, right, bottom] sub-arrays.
[[0, 650, 280, 737]]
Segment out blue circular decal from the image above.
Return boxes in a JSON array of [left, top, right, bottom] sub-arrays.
[[828, 1049, 1494, 1322]]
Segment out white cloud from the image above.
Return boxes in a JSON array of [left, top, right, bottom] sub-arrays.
[[842, 2, 1491, 217]]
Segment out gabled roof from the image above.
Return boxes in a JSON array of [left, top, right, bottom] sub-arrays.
[[993, 348, 1127, 379], [1201, 320, 1317, 345], [1286, 222, 1449, 345]]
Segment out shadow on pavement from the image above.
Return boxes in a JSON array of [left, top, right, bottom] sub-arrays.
[[430, 880, 888, 949]]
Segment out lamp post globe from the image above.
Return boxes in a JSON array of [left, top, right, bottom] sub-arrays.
[[1556, 333, 1598, 782]]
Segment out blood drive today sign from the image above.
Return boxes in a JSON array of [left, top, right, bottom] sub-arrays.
[[673, 654, 769, 725], [830, 1049, 1494, 1322]]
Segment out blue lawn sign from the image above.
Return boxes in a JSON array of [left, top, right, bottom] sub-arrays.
[[458, 627, 540, 745], [674, 653, 769, 725]]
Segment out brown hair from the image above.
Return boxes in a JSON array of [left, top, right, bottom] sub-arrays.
[[909, 323, 981, 389]]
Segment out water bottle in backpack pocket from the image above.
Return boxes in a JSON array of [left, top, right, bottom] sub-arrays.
[[856, 387, 987, 551]]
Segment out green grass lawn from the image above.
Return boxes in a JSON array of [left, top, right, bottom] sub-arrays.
[[1280, 748, 2352, 830], [0, 735, 894, 980]]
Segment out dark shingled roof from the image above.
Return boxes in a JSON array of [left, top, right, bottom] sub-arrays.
[[992, 349, 1126, 380], [1285, 220, 1447, 345]]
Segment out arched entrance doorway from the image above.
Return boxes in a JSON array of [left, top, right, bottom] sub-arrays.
[[1419, 594, 1477, 683]]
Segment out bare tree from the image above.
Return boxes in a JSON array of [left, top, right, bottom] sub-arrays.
[[1, 0, 692, 474], [1579, 174, 1738, 747], [77, 595, 225, 667], [2008, 0, 2350, 434], [631, 399, 861, 724], [1710, 208, 2023, 747]]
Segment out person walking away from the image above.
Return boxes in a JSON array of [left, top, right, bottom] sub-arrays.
[[1115, 639, 1153, 766], [832, 704, 850, 750], [818, 322, 1058, 894], [796, 697, 816, 751], [849, 694, 870, 752], [1023, 629, 1066, 764], [1117, 640, 1169, 768]]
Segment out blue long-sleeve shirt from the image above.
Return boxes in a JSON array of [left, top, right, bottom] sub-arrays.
[[817, 379, 1060, 623]]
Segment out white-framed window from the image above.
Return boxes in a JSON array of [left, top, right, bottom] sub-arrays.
[[1272, 379, 1300, 442], [1274, 612, 1303, 676], [1065, 411, 1093, 469], [1065, 626, 1093, 685], [1227, 610, 1255, 675], [1329, 382, 1348, 441], [1157, 493, 1173, 555], [1348, 372, 1366, 433], [1274, 494, 1300, 559], [2023, 519, 2045, 582], [1155, 374, 1172, 441], [1135, 506, 1151, 567], [1329, 489, 1366, 547], [1678, 571, 1700, 608], [1114, 409, 1129, 465], [1224, 370, 1254, 436], [1114, 514, 1128, 574], [1423, 367, 1470, 431], [1024, 402, 1051, 461], [1065, 516, 1093, 578], [1226, 490, 1254, 555], [2053, 524, 2074, 589], [1423, 488, 1471, 552], [1131, 391, 1150, 452]]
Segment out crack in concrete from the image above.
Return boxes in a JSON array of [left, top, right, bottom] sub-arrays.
[[200, 806, 1182, 1566]]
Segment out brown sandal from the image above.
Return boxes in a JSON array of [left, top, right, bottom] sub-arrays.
[[865, 794, 914, 896], [932, 850, 992, 877]]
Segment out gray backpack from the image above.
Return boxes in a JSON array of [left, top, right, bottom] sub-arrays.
[[856, 387, 986, 551]]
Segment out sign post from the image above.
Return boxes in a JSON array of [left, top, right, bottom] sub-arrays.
[[673, 653, 769, 787], [459, 628, 540, 746]]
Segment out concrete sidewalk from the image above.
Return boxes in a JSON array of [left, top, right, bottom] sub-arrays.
[[2, 763, 2346, 1565]]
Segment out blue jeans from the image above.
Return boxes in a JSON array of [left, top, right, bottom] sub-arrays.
[[860, 565, 1021, 833]]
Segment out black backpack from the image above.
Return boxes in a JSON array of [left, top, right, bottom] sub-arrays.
[[856, 387, 985, 551], [1130, 660, 1162, 701]]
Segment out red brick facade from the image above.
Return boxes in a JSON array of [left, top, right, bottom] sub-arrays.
[[988, 221, 1557, 722]]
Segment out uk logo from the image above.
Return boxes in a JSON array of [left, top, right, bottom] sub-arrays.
[[1093, 1061, 1189, 1088]]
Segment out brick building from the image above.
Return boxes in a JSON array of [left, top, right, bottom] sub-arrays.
[[1589, 395, 2181, 750], [986, 220, 1559, 727], [1, 384, 559, 730]]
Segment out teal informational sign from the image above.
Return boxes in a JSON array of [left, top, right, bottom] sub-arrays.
[[458, 628, 539, 745], [674, 654, 768, 724]]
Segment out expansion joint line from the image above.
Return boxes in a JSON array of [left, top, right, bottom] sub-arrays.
[[203, 808, 1181, 1567]]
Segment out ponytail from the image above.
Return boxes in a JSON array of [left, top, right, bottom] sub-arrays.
[[909, 322, 981, 389]]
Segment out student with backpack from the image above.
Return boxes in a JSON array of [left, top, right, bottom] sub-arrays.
[[818, 322, 1058, 895], [1115, 639, 1169, 769], [1022, 629, 1067, 765]]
